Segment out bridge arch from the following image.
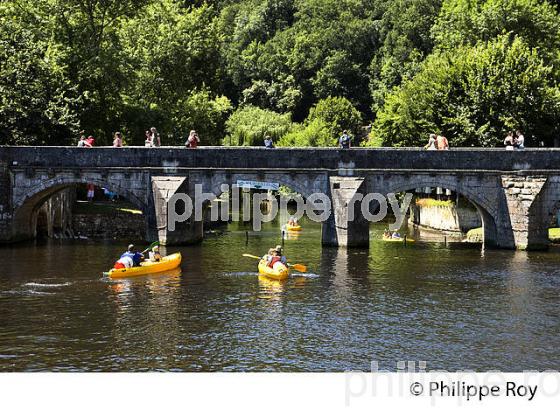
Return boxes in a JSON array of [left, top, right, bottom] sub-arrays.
[[11, 173, 149, 240], [370, 175, 500, 247]]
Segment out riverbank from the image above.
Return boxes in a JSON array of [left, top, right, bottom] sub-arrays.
[[466, 227, 560, 243]]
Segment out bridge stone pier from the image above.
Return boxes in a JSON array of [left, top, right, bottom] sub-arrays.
[[2, 146, 560, 250]]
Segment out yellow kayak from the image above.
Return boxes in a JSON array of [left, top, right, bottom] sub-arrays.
[[104, 252, 182, 279], [286, 225, 302, 232], [258, 259, 289, 281], [382, 237, 415, 243]]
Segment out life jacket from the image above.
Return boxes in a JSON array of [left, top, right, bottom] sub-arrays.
[[268, 255, 281, 267]]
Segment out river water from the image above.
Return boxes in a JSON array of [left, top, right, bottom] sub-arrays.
[[1, 218, 559, 372]]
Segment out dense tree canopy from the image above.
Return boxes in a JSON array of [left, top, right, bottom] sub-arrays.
[[1, 0, 559, 147], [370, 36, 560, 147]]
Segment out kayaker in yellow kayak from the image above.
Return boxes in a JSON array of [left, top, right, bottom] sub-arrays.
[[264, 245, 287, 268], [149, 245, 162, 262], [113, 244, 144, 269]]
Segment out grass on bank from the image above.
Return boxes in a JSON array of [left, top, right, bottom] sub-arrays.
[[415, 198, 453, 207], [466, 227, 560, 242]]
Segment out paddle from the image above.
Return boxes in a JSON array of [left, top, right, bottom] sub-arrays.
[[141, 241, 160, 254], [242, 253, 307, 273]]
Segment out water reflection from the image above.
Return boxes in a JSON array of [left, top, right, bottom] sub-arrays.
[[258, 276, 286, 301]]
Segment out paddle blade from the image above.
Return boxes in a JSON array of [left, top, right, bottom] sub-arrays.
[[141, 241, 160, 254], [290, 264, 307, 273], [242, 253, 261, 260]]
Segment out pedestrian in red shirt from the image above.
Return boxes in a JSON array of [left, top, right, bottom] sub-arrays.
[[185, 130, 200, 149]]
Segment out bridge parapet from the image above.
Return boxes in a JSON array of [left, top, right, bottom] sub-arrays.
[[2, 147, 560, 249], [3, 146, 560, 172]]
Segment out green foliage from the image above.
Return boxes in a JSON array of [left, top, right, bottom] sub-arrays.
[[277, 118, 333, 147], [168, 90, 233, 146], [277, 97, 362, 146], [3, 0, 560, 148], [122, 1, 222, 106], [416, 198, 453, 207], [0, 1, 81, 145], [369, 0, 443, 112], [220, 0, 380, 118], [307, 97, 362, 136], [224, 105, 294, 146], [432, 0, 560, 63], [369, 36, 560, 147]]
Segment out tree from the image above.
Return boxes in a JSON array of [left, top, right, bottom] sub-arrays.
[[307, 97, 362, 137], [49, 0, 150, 143], [432, 0, 560, 64], [0, 1, 81, 145], [224, 105, 294, 146], [168, 90, 232, 146], [220, 0, 380, 118], [369, 0, 442, 112], [277, 96, 363, 146], [369, 36, 560, 148]]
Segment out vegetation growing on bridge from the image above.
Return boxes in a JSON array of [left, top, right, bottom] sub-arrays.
[[1, 0, 559, 147]]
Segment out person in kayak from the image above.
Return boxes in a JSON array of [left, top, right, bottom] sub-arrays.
[[114, 244, 144, 268], [391, 230, 401, 239], [149, 245, 162, 262], [113, 255, 133, 269], [266, 245, 287, 268]]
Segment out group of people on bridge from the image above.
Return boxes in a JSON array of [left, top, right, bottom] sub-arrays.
[[77, 126, 528, 151], [503, 130, 525, 150], [424, 134, 449, 151], [77, 128, 201, 149]]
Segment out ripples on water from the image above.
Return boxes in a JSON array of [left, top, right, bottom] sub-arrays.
[[1, 219, 560, 372]]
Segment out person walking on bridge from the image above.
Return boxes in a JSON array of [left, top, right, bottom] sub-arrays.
[[185, 130, 200, 148], [339, 130, 352, 149], [504, 131, 515, 150], [113, 132, 123, 147], [145, 127, 161, 147], [514, 130, 525, 149], [424, 134, 437, 150], [77, 135, 92, 148], [264, 135, 274, 148], [435, 134, 449, 150]]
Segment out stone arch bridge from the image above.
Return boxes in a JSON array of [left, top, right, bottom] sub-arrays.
[[1, 146, 560, 250]]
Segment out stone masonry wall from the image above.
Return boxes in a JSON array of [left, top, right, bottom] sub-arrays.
[[501, 176, 548, 250], [410, 201, 481, 233], [72, 212, 145, 241]]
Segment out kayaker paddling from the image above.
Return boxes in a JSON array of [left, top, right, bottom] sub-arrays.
[[243, 252, 307, 280], [114, 244, 144, 269], [265, 245, 287, 268]]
